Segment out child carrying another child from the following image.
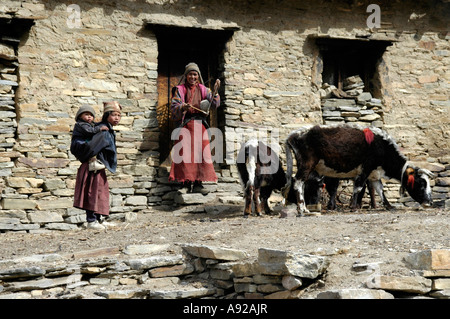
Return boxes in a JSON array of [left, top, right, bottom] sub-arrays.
[[71, 102, 122, 230], [72, 104, 109, 172]]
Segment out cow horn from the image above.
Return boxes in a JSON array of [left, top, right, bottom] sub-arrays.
[[418, 168, 435, 178]]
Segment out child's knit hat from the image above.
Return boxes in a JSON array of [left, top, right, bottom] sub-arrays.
[[103, 101, 122, 114], [75, 104, 96, 121]]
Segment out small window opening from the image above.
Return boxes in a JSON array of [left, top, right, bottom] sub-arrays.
[[317, 38, 391, 97], [0, 18, 34, 145], [315, 38, 392, 127]]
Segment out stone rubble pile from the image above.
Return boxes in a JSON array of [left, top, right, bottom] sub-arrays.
[[361, 249, 450, 299], [320, 75, 384, 127], [0, 40, 19, 179], [182, 245, 329, 299], [0, 244, 448, 299]]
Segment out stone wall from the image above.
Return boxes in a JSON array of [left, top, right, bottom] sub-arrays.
[[1, 244, 449, 299], [0, 0, 448, 232]]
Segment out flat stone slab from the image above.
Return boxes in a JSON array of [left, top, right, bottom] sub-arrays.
[[71, 247, 121, 259], [123, 244, 170, 255], [174, 193, 216, 205], [366, 275, 432, 294], [317, 288, 394, 299], [94, 288, 148, 299], [428, 289, 450, 299], [0, 266, 45, 280], [148, 286, 217, 299], [258, 248, 330, 279], [125, 255, 184, 270], [404, 249, 450, 271], [5, 274, 82, 292], [181, 244, 248, 261]]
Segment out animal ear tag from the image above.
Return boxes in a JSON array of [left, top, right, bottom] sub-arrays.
[[407, 174, 415, 189]]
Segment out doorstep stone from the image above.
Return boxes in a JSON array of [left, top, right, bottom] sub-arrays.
[[174, 192, 216, 204]]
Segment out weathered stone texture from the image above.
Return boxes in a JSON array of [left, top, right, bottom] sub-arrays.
[[317, 288, 394, 299], [1, 246, 447, 299], [258, 248, 330, 279], [0, 0, 449, 232], [181, 244, 248, 261], [366, 275, 432, 294], [404, 249, 450, 271]]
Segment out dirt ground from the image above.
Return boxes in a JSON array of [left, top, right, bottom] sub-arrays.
[[1, 195, 448, 297]]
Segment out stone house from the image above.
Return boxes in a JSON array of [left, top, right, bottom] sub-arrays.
[[0, 0, 448, 231]]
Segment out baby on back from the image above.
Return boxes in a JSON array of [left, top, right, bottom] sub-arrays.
[[72, 104, 109, 172]]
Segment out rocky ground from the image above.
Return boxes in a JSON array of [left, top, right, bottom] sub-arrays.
[[1, 196, 448, 298]]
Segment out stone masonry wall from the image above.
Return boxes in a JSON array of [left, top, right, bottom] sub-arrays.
[[1, 244, 449, 299], [0, 0, 448, 232]]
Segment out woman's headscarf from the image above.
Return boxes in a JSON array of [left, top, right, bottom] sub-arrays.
[[177, 62, 204, 85]]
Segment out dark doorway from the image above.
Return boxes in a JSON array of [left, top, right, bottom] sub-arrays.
[[148, 25, 234, 165], [0, 18, 34, 145], [0, 18, 34, 41], [316, 38, 392, 96]]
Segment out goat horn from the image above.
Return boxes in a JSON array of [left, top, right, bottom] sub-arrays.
[[418, 168, 435, 178]]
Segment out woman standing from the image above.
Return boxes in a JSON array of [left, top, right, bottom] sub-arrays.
[[169, 62, 221, 193], [73, 101, 122, 230]]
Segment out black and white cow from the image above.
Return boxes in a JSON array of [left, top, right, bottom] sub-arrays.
[[282, 125, 434, 215], [237, 139, 323, 217]]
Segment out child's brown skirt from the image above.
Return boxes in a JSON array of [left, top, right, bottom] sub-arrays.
[[73, 162, 110, 216]]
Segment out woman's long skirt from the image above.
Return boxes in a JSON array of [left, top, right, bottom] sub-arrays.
[[168, 120, 217, 183], [73, 162, 110, 216]]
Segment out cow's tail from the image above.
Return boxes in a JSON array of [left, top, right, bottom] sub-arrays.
[[281, 138, 294, 201]]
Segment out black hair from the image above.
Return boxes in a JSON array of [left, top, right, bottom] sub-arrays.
[[101, 111, 112, 124]]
